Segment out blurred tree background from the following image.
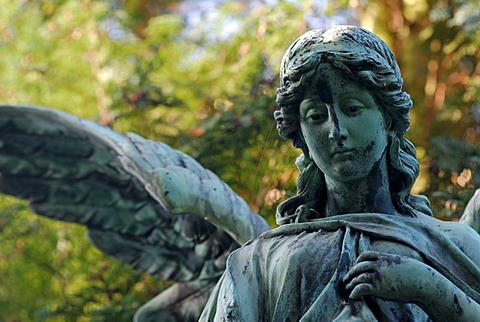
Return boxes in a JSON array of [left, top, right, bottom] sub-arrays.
[[0, 0, 479, 320]]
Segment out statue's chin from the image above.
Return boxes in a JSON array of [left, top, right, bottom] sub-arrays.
[[325, 166, 367, 183]]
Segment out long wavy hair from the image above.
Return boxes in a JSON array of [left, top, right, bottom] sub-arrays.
[[274, 26, 432, 225]]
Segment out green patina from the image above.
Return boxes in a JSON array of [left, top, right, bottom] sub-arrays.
[[203, 25, 480, 321]]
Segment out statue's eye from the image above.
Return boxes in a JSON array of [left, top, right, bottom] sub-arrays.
[[348, 106, 359, 113], [344, 104, 363, 116], [341, 98, 365, 116], [306, 111, 327, 123]]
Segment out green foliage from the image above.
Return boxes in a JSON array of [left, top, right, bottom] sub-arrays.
[[0, 1, 302, 319], [425, 136, 480, 220], [0, 195, 158, 321], [1, 0, 479, 320]]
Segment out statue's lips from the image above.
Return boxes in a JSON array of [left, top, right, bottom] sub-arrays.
[[331, 149, 355, 161]]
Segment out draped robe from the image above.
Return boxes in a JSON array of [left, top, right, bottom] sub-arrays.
[[201, 213, 480, 321]]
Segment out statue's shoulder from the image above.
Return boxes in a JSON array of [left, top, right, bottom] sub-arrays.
[[419, 213, 478, 236], [419, 214, 480, 264]]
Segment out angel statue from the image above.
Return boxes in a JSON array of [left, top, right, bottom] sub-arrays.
[[1, 25, 480, 322]]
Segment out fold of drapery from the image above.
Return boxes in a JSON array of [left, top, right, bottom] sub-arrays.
[[201, 213, 480, 321]]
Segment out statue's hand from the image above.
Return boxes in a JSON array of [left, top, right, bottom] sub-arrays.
[[342, 251, 429, 302], [343, 250, 480, 321]]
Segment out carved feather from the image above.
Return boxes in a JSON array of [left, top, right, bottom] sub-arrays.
[[0, 104, 273, 322], [0, 104, 246, 283]]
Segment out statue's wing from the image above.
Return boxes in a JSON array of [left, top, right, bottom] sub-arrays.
[[0, 104, 270, 320], [460, 188, 480, 234], [118, 131, 270, 245]]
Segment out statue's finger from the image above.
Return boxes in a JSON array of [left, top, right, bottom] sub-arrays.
[[344, 272, 375, 291], [349, 283, 373, 300], [356, 250, 383, 262], [342, 261, 375, 283]]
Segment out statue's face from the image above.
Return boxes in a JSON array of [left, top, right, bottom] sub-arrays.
[[299, 63, 389, 182]]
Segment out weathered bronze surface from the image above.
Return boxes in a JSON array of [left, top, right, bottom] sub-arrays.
[[0, 25, 479, 321], [202, 25, 480, 321]]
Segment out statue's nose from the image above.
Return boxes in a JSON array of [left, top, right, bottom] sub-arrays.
[[327, 113, 348, 142]]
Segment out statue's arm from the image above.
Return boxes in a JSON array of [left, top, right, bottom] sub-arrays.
[[413, 268, 480, 321], [344, 251, 480, 321]]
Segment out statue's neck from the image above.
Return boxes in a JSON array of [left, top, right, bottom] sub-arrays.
[[324, 154, 398, 216]]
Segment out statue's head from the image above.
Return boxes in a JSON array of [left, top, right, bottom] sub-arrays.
[[274, 25, 431, 224]]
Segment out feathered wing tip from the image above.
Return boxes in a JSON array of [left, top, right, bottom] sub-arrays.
[[461, 189, 480, 234], [133, 279, 219, 322], [0, 104, 270, 321]]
